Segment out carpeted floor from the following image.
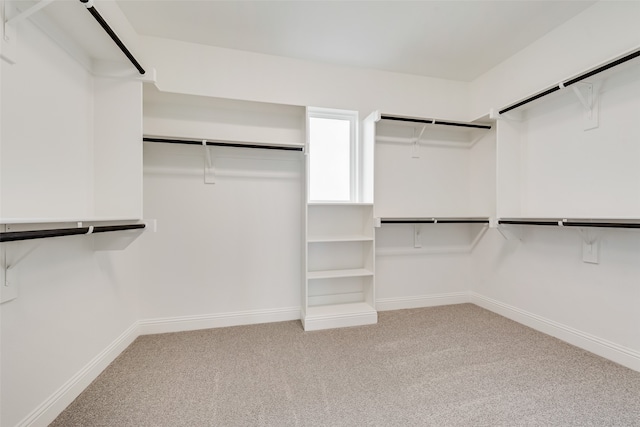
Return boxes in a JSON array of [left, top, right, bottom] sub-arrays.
[[51, 304, 640, 426]]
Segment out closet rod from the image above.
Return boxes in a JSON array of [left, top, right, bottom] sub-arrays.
[[499, 47, 640, 115], [498, 220, 640, 229], [143, 137, 304, 152], [380, 115, 492, 130], [0, 224, 145, 243], [382, 219, 490, 224], [79, 0, 145, 75]]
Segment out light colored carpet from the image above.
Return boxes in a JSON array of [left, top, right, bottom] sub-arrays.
[[51, 304, 640, 426]]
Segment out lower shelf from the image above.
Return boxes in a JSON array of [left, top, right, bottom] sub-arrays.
[[302, 302, 377, 331], [307, 268, 373, 280]]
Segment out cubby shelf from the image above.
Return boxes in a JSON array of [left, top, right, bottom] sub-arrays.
[[303, 204, 376, 331], [308, 235, 374, 243], [307, 268, 374, 280]]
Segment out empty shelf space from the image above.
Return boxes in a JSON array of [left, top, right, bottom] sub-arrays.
[[307, 234, 374, 243], [307, 268, 374, 280]]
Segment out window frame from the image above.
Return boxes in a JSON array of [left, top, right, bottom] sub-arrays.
[[306, 107, 359, 203]]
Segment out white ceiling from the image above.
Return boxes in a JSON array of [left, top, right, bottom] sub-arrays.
[[116, 0, 598, 82]]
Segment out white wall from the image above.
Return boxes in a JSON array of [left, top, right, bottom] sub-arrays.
[[1, 236, 142, 427], [1, 17, 94, 219], [471, 228, 640, 370], [140, 35, 470, 121], [139, 94, 305, 330], [140, 144, 304, 329]]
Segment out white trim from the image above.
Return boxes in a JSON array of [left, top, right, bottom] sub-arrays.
[[138, 306, 301, 335], [18, 322, 140, 427], [306, 107, 359, 203], [470, 292, 640, 372], [376, 292, 470, 311], [302, 310, 377, 331]]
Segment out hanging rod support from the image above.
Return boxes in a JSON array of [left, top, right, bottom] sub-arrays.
[[572, 83, 592, 110], [5, 241, 42, 270]]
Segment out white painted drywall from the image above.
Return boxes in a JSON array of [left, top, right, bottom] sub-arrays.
[[141, 143, 304, 322], [1, 236, 142, 427], [471, 228, 640, 365], [1, 19, 94, 219], [139, 35, 470, 122]]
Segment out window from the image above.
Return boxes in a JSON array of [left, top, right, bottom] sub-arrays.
[[307, 108, 358, 202]]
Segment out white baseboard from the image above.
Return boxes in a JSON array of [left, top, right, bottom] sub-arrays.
[[302, 310, 378, 331], [19, 322, 140, 427], [470, 292, 640, 372], [376, 292, 470, 311], [138, 306, 301, 335]]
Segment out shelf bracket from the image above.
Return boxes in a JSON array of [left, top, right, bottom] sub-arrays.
[[496, 224, 522, 242], [202, 140, 216, 184], [413, 224, 422, 248], [570, 82, 600, 131], [1, 238, 43, 304], [577, 227, 600, 264], [411, 125, 426, 158]]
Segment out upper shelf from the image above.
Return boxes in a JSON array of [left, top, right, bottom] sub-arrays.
[[380, 217, 490, 225], [498, 218, 640, 229], [0, 216, 143, 225], [380, 114, 492, 130], [376, 114, 493, 149], [143, 85, 305, 149]]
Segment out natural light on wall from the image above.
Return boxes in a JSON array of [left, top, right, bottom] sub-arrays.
[[307, 108, 358, 202]]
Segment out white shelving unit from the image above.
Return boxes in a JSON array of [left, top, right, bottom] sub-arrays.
[[495, 52, 640, 220], [374, 115, 495, 220], [143, 86, 306, 151], [1, 0, 147, 223], [373, 115, 495, 254], [302, 203, 377, 331]]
